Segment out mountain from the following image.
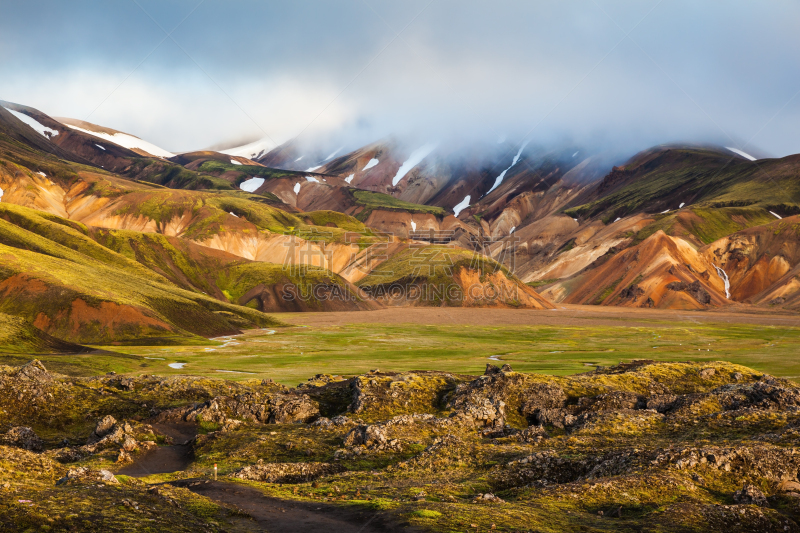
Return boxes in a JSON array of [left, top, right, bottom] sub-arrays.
[[0, 98, 555, 349], [542, 230, 729, 309], [703, 216, 800, 308], [12, 96, 800, 316], [55, 117, 173, 158], [563, 145, 800, 223], [0, 202, 279, 344]]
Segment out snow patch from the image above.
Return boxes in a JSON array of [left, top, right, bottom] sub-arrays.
[[344, 174, 354, 184], [453, 195, 471, 217], [64, 123, 172, 157], [306, 165, 321, 172], [305, 176, 320, 183], [660, 209, 670, 214], [293, 182, 301, 194], [714, 265, 731, 299], [410, 219, 416, 232], [229, 212, 238, 218], [679, 202, 685, 208], [239, 177, 265, 192], [37, 172, 46, 177], [221, 137, 275, 160], [168, 363, 186, 369], [614, 217, 621, 222], [770, 211, 782, 219], [0, 187, 3, 202], [362, 158, 379, 171], [509, 226, 516, 234], [230, 159, 242, 165], [725, 146, 757, 161], [95, 144, 105, 150], [5, 108, 59, 138], [323, 146, 344, 161], [485, 141, 529, 195], [391, 143, 437, 186]]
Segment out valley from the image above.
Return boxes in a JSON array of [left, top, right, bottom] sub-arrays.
[[1, 95, 800, 533]]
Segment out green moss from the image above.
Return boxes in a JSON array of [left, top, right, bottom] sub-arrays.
[[593, 277, 623, 304], [412, 509, 443, 518], [352, 190, 448, 217]]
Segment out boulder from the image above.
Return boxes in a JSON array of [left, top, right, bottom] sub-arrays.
[[13, 359, 53, 383], [231, 461, 342, 483], [0, 426, 43, 452], [56, 467, 119, 486], [699, 368, 716, 379], [733, 483, 767, 506], [268, 394, 319, 424], [343, 424, 394, 450], [88, 415, 118, 444], [520, 383, 567, 422]]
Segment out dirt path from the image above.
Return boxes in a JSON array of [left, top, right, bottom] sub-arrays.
[[116, 422, 197, 477], [169, 479, 412, 533]]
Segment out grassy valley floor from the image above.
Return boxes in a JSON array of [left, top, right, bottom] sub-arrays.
[[1, 306, 797, 385]]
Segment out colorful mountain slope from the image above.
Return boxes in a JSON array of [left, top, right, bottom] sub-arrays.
[[542, 230, 729, 309], [703, 216, 800, 307], [564, 145, 800, 223]]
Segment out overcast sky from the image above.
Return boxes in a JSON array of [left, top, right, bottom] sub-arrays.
[[1, 0, 799, 155]]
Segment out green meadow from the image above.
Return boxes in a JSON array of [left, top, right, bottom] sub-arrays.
[[2, 317, 798, 385]]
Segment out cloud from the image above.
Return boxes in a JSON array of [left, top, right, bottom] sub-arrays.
[[2, 0, 799, 155]]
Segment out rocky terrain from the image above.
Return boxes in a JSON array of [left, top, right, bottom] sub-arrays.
[[2, 358, 800, 531]]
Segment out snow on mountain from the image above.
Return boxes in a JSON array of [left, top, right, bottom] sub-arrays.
[[64, 123, 172, 157], [95, 144, 106, 150], [221, 137, 276, 160], [362, 158, 380, 171], [323, 146, 344, 161], [293, 182, 301, 194], [485, 141, 529, 196], [239, 177, 265, 192], [230, 159, 242, 165], [344, 174, 354, 184], [306, 165, 322, 172], [391, 143, 437, 186], [453, 195, 471, 217], [305, 176, 320, 183], [725, 147, 757, 161], [4, 108, 59, 139]]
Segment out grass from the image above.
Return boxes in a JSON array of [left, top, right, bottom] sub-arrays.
[[0, 316, 790, 385], [0, 203, 280, 345], [631, 206, 777, 245], [356, 246, 511, 288], [527, 279, 559, 288], [351, 189, 448, 218]]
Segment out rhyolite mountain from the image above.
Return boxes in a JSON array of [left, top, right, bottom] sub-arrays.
[[3, 97, 800, 324]]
